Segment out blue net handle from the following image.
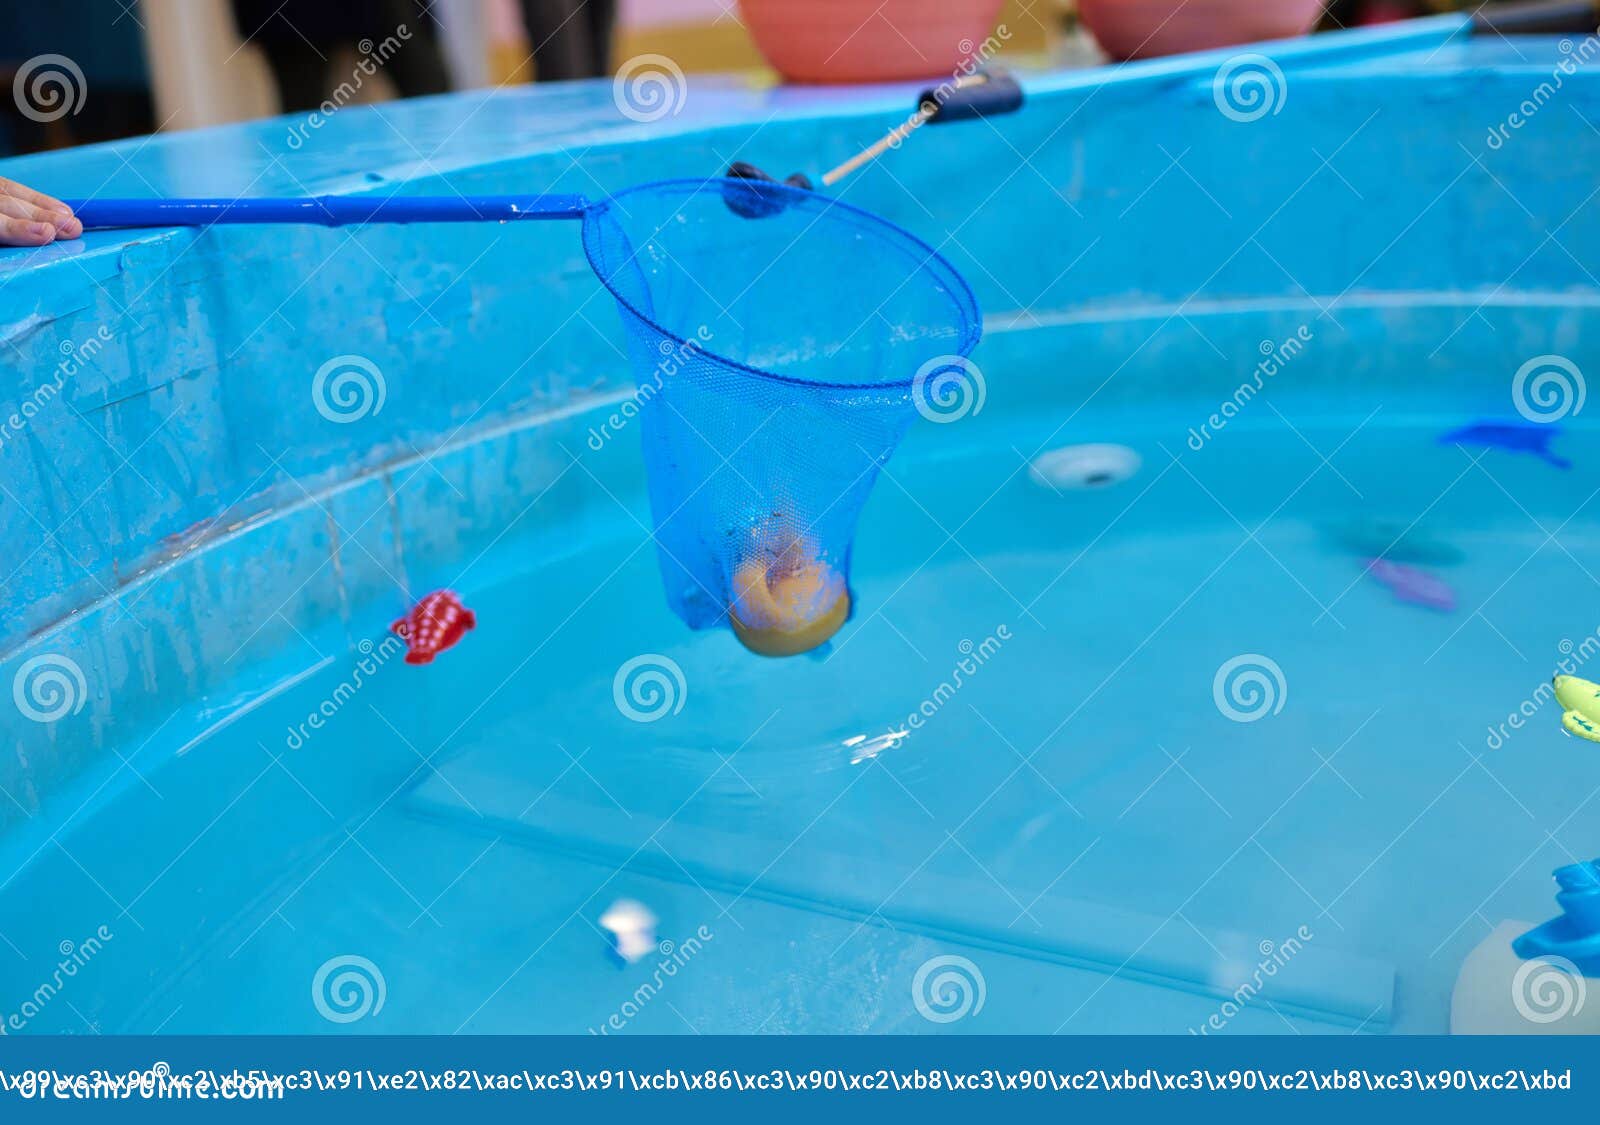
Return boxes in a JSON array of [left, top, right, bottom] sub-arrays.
[[69, 195, 590, 229]]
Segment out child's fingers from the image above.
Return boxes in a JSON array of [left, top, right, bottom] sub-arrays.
[[0, 176, 73, 217], [0, 194, 78, 240], [0, 178, 80, 240], [0, 214, 58, 247]]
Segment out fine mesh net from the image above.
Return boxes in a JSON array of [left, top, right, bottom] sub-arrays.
[[582, 179, 981, 656]]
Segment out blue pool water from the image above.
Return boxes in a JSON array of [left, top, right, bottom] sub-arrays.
[[8, 392, 1600, 1035]]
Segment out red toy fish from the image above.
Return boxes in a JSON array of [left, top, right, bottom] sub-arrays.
[[391, 589, 476, 664]]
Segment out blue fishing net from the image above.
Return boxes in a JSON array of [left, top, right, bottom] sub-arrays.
[[582, 179, 981, 655]]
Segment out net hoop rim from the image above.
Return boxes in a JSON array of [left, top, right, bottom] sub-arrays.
[[582, 178, 982, 393]]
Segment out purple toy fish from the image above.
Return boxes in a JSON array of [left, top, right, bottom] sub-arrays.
[[1438, 420, 1570, 469], [1364, 558, 1456, 612]]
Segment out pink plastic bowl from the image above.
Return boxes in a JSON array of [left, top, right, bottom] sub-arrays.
[[1078, 0, 1325, 61], [738, 0, 1007, 84]]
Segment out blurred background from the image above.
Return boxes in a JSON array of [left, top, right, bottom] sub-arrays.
[[0, 0, 1523, 157]]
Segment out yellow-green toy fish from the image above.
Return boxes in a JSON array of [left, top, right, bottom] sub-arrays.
[[1554, 674, 1600, 742]]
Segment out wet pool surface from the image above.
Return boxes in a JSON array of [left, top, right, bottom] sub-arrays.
[[11, 397, 1597, 1036]]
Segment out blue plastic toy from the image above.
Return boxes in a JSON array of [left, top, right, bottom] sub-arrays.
[[1514, 858, 1600, 974], [1438, 419, 1571, 469]]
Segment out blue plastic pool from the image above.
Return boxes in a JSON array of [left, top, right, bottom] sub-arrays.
[[2, 15, 1599, 1035]]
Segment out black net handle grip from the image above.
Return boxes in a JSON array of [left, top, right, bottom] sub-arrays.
[[722, 68, 1026, 207], [1472, 0, 1598, 34], [918, 70, 1025, 125]]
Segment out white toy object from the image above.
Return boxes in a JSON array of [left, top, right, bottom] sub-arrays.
[[1451, 922, 1600, 1034], [1453, 862, 1600, 1036], [1456, 860, 1600, 1034], [599, 899, 659, 965]]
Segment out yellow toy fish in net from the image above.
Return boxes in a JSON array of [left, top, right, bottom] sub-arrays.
[[728, 529, 850, 658]]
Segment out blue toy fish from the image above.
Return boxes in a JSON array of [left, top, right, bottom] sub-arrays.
[[1438, 420, 1571, 469]]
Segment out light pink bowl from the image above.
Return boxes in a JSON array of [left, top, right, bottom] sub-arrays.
[[738, 0, 1007, 84], [1078, 0, 1325, 61]]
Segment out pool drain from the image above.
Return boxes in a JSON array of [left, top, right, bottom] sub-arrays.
[[1029, 443, 1142, 490]]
